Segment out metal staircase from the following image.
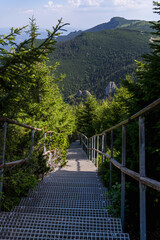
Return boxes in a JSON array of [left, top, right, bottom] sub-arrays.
[[0, 141, 130, 239]]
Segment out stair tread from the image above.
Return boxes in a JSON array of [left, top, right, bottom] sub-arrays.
[[0, 227, 130, 240]]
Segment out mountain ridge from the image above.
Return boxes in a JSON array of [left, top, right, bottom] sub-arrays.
[[56, 17, 152, 42]]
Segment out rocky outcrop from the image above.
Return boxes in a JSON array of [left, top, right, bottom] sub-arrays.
[[75, 90, 91, 98], [105, 81, 117, 98]]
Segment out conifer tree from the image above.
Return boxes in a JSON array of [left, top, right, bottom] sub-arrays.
[[0, 18, 68, 118], [135, 1, 160, 104]]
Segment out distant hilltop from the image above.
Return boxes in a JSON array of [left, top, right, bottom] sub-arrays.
[[56, 17, 152, 42], [0, 17, 152, 44]]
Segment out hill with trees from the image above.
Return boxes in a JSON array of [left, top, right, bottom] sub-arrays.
[[49, 26, 151, 100], [56, 17, 152, 42]]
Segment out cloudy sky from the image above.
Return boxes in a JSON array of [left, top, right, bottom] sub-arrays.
[[0, 0, 159, 31]]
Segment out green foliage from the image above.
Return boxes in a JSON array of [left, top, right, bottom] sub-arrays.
[[48, 28, 151, 100], [2, 149, 49, 211], [75, 4, 160, 237], [0, 18, 76, 211], [0, 18, 68, 118], [105, 182, 130, 218], [76, 95, 98, 137]]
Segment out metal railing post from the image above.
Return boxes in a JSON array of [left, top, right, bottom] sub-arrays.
[[104, 132, 107, 162], [43, 132, 47, 154], [97, 135, 99, 168], [110, 130, 113, 188], [0, 122, 7, 209], [139, 116, 146, 240], [94, 136, 96, 165], [92, 137, 94, 162], [30, 129, 35, 155], [88, 138, 90, 160], [102, 134, 104, 164], [87, 138, 89, 158], [121, 125, 126, 231]]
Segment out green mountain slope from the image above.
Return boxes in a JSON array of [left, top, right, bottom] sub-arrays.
[[56, 17, 152, 42], [85, 17, 152, 33], [49, 28, 151, 100]]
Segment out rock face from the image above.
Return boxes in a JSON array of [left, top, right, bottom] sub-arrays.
[[75, 90, 91, 98], [105, 81, 117, 98], [82, 90, 91, 96], [76, 90, 82, 97]]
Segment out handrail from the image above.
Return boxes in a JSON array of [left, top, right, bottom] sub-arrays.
[[93, 98, 160, 137], [0, 117, 42, 131], [0, 118, 57, 168], [80, 98, 160, 240], [0, 157, 29, 169], [0, 117, 58, 209], [0, 117, 55, 133]]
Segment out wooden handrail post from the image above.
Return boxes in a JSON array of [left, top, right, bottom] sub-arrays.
[[30, 129, 35, 155], [121, 125, 126, 231], [97, 135, 99, 168], [110, 130, 113, 188], [139, 116, 146, 240], [0, 122, 7, 209]]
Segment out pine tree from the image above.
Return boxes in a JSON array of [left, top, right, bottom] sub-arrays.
[[0, 18, 68, 118], [135, 1, 160, 104]]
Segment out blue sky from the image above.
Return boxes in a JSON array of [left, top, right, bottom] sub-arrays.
[[0, 0, 159, 31]]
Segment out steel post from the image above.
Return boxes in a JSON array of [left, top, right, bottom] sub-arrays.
[[110, 130, 113, 189], [121, 125, 126, 231], [30, 129, 35, 155], [0, 122, 7, 209], [139, 116, 146, 240], [94, 136, 96, 165], [97, 136, 99, 168]]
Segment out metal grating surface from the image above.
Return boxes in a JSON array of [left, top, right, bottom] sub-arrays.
[[19, 198, 110, 209], [0, 212, 122, 233], [11, 206, 111, 218], [0, 228, 130, 240], [0, 141, 130, 240], [28, 193, 107, 201]]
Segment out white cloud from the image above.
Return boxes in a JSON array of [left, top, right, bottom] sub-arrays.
[[44, 1, 62, 9], [23, 9, 34, 14], [113, 0, 150, 9], [68, 0, 104, 8]]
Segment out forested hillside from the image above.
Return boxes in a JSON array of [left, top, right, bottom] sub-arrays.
[[56, 17, 152, 42], [75, 3, 160, 239], [49, 28, 151, 100], [0, 18, 76, 210]]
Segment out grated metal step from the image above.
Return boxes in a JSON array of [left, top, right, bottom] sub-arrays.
[[0, 228, 130, 240], [0, 212, 122, 233], [28, 192, 107, 201], [32, 186, 107, 193], [0, 141, 130, 240], [19, 197, 110, 209], [11, 206, 111, 218], [37, 182, 104, 188]]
